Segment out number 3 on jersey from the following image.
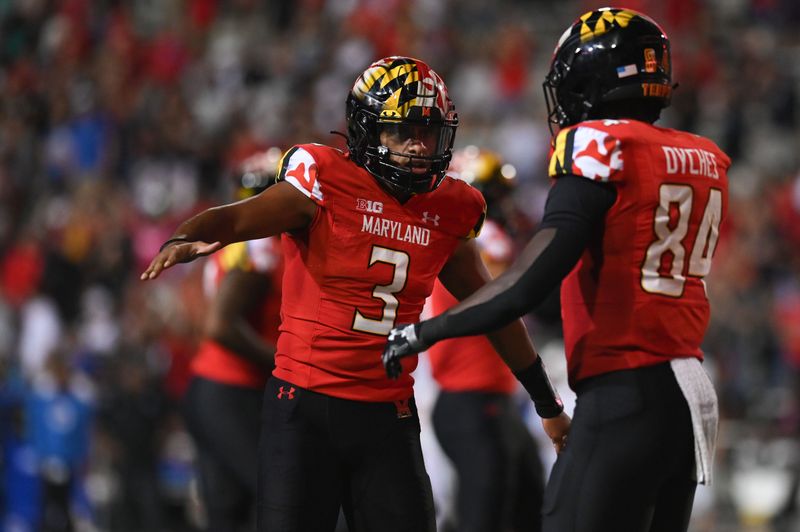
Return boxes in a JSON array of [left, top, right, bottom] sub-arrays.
[[352, 246, 410, 335], [641, 184, 722, 297]]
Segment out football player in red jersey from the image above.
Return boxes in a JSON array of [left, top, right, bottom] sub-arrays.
[[141, 56, 570, 532], [383, 10, 729, 532], [183, 149, 283, 532], [429, 147, 545, 532]]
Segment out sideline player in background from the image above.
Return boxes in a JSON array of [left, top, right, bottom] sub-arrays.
[[183, 149, 283, 532], [383, 10, 729, 532], [429, 147, 544, 532], [141, 56, 569, 532]]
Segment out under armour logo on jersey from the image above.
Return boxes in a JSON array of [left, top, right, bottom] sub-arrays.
[[421, 212, 440, 226], [277, 386, 296, 400]]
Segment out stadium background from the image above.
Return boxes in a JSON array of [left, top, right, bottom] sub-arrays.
[[0, 0, 799, 530]]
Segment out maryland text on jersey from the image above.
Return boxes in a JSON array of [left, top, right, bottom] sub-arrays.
[[360, 214, 431, 246]]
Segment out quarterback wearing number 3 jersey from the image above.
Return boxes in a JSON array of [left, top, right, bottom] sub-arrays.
[[383, 9, 730, 532]]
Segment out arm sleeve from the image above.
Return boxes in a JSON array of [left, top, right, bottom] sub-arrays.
[[420, 175, 616, 345]]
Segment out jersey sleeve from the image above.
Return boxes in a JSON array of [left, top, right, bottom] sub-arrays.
[[548, 124, 624, 183], [278, 146, 324, 204]]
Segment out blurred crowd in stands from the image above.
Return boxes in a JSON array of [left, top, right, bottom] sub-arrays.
[[0, 0, 799, 530]]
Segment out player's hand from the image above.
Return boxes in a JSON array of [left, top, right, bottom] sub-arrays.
[[140, 240, 222, 281], [382, 323, 427, 379], [542, 411, 571, 454]]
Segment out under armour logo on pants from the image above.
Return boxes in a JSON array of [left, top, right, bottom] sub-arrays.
[[277, 386, 296, 399]]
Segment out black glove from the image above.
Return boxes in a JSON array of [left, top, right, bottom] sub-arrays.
[[382, 323, 428, 379]]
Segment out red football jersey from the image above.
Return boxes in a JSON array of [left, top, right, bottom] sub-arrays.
[[274, 144, 486, 401], [548, 119, 730, 388], [192, 238, 282, 388], [428, 219, 517, 394]]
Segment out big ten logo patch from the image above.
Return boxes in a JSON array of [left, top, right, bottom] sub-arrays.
[[357, 199, 384, 214]]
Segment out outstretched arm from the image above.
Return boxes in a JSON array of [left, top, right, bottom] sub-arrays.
[[141, 182, 316, 280]]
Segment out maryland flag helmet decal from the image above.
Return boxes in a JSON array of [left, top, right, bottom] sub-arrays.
[[350, 56, 453, 123]]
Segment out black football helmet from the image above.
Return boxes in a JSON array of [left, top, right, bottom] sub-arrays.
[[346, 56, 458, 197], [544, 8, 672, 131]]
